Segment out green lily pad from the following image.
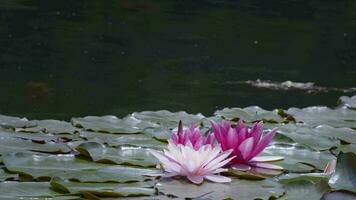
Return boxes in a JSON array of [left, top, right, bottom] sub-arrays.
[[131, 110, 205, 129], [262, 143, 335, 171], [339, 95, 356, 109], [76, 142, 157, 167], [0, 181, 78, 199], [277, 124, 340, 151], [313, 125, 356, 144], [156, 178, 284, 200], [0, 128, 72, 142], [51, 178, 155, 197], [141, 127, 172, 141], [16, 120, 79, 134], [214, 106, 284, 123], [334, 144, 356, 154], [0, 169, 18, 181], [329, 152, 356, 193], [3, 152, 157, 183], [278, 173, 330, 184], [0, 137, 72, 155], [286, 107, 356, 128], [79, 131, 165, 148], [72, 115, 157, 134], [281, 179, 330, 200], [322, 190, 356, 200], [0, 114, 37, 129]]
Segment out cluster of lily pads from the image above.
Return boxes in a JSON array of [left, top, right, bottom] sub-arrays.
[[0, 95, 355, 199]]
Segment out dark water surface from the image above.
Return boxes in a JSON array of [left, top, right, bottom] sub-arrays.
[[0, 0, 355, 120]]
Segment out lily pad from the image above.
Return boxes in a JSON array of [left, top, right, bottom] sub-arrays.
[[313, 125, 356, 144], [329, 152, 356, 193], [76, 142, 158, 167], [322, 190, 356, 200], [0, 114, 37, 129], [0, 136, 72, 155], [277, 124, 340, 151], [156, 178, 284, 200], [2, 152, 158, 183], [72, 115, 156, 134], [214, 106, 284, 123], [79, 131, 165, 148], [0, 128, 61, 142], [286, 107, 356, 128], [131, 110, 205, 129], [339, 95, 356, 109], [0, 181, 78, 199], [281, 179, 330, 200], [262, 143, 335, 171], [0, 169, 18, 181], [16, 120, 79, 135], [51, 178, 155, 197]]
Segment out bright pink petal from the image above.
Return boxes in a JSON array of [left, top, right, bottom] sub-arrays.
[[238, 137, 254, 160], [249, 128, 277, 159]]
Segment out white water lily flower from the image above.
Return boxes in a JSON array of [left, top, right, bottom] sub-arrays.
[[150, 141, 234, 184]]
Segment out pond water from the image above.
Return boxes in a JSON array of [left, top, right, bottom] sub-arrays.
[[0, 0, 355, 120]]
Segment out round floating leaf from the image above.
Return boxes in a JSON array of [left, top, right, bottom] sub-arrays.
[[50, 178, 155, 197], [79, 131, 165, 148], [3, 152, 158, 183], [313, 125, 356, 144], [0, 136, 72, 155], [321, 190, 356, 200], [339, 95, 356, 109], [329, 152, 356, 193], [215, 106, 283, 123], [333, 144, 356, 154], [131, 110, 205, 129], [16, 120, 79, 134], [72, 115, 156, 134], [0, 169, 18, 181], [0, 114, 37, 129], [156, 178, 284, 200], [0, 181, 78, 199], [281, 179, 330, 200], [76, 142, 158, 167], [286, 107, 356, 128], [0, 128, 61, 142], [277, 124, 340, 151], [262, 143, 335, 171]]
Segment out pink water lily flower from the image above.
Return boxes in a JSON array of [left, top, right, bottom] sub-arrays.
[[212, 120, 283, 171], [171, 121, 214, 150], [149, 141, 234, 184]]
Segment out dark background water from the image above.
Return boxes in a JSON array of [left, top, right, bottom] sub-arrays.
[[0, 0, 355, 120]]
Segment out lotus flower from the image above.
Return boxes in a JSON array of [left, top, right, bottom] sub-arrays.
[[171, 121, 214, 150], [149, 141, 234, 184], [212, 120, 283, 171]]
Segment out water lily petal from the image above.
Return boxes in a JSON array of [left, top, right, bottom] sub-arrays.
[[231, 163, 251, 171], [249, 128, 277, 159], [187, 175, 204, 184], [251, 156, 284, 162], [238, 137, 254, 160], [250, 162, 284, 170], [205, 175, 231, 183]]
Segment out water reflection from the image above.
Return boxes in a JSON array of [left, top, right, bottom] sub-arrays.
[[0, 0, 355, 119]]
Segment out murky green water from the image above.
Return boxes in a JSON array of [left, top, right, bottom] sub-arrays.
[[0, 0, 355, 119]]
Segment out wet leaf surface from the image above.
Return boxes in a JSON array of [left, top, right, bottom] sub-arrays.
[[0, 95, 355, 198]]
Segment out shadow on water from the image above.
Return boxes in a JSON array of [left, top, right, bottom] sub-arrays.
[[0, 0, 355, 119]]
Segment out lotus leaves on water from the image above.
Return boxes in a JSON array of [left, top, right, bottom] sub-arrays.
[[0, 95, 355, 199]]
